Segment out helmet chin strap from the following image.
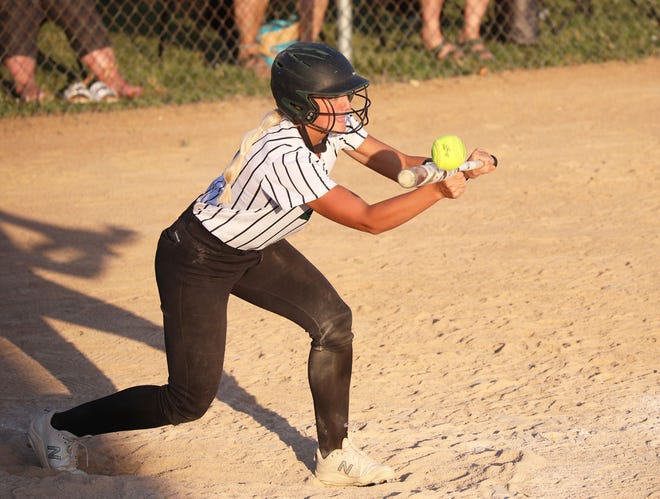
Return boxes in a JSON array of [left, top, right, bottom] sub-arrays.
[[299, 124, 328, 154]]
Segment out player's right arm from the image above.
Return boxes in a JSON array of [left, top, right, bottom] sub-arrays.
[[307, 175, 466, 234]]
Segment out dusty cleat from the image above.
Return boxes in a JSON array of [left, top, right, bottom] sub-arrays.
[[315, 437, 395, 486]]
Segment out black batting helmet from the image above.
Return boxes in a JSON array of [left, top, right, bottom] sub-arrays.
[[271, 42, 370, 131]]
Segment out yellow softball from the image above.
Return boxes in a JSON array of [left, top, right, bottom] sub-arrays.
[[431, 135, 467, 171]]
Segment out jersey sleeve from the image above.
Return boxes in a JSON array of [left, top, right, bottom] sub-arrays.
[[336, 114, 368, 151], [262, 147, 337, 210]]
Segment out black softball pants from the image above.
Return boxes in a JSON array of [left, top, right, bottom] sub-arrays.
[[54, 208, 354, 454]]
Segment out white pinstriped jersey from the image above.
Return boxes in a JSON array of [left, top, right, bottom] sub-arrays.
[[193, 116, 367, 250]]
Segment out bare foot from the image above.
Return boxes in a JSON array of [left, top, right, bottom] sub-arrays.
[[18, 81, 51, 103], [114, 81, 144, 99]]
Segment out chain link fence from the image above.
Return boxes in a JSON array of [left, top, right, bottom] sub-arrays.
[[1, 0, 658, 114]]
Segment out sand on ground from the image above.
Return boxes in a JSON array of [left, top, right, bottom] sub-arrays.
[[0, 58, 658, 498]]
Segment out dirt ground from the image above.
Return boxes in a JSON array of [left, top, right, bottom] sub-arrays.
[[0, 58, 658, 498]]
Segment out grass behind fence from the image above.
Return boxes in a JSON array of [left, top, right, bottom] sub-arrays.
[[0, 0, 657, 118]]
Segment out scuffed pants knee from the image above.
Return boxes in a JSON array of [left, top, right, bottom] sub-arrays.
[[160, 384, 216, 425], [313, 301, 354, 352]]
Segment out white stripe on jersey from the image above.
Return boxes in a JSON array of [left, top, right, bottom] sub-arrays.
[[193, 116, 367, 250]]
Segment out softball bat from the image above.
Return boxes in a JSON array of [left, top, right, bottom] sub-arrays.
[[397, 159, 484, 189]]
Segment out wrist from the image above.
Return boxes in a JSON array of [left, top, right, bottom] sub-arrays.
[[420, 182, 446, 200]]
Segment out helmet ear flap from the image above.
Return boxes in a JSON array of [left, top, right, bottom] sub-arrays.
[[281, 97, 318, 124]]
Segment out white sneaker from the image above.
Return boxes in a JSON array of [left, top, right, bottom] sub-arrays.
[[315, 437, 395, 486], [27, 410, 85, 473]]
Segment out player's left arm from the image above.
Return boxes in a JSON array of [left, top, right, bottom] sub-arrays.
[[345, 135, 428, 182]]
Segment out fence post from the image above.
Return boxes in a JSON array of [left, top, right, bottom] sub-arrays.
[[336, 0, 352, 61]]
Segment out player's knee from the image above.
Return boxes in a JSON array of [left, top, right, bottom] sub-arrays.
[[173, 401, 211, 424], [314, 301, 354, 351], [162, 385, 215, 425]]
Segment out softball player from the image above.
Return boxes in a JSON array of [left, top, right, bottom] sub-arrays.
[[27, 42, 496, 486]]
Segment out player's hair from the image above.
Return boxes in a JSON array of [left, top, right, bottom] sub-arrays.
[[217, 109, 283, 205]]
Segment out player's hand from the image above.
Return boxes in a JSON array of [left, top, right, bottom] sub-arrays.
[[436, 171, 466, 199], [464, 148, 497, 179]]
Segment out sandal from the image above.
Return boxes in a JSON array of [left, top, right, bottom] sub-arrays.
[[460, 38, 494, 61], [62, 81, 93, 103], [89, 81, 118, 103], [430, 39, 463, 61]]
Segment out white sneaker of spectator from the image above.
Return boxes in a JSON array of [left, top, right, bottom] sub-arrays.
[[62, 81, 93, 103]]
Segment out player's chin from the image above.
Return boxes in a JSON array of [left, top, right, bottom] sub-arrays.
[[332, 120, 347, 133]]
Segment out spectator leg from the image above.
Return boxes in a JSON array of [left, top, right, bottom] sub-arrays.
[[462, 0, 490, 40], [234, 0, 270, 77], [419, 0, 445, 50], [80, 47, 144, 98], [4, 55, 48, 102], [419, 0, 463, 60], [460, 0, 494, 60], [298, 0, 329, 42]]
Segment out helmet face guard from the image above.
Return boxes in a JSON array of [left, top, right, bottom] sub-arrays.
[[271, 43, 371, 134], [304, 85, 371, 135]]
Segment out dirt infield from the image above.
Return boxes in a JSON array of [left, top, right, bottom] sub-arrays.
[[1, 58, 658, 498]]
